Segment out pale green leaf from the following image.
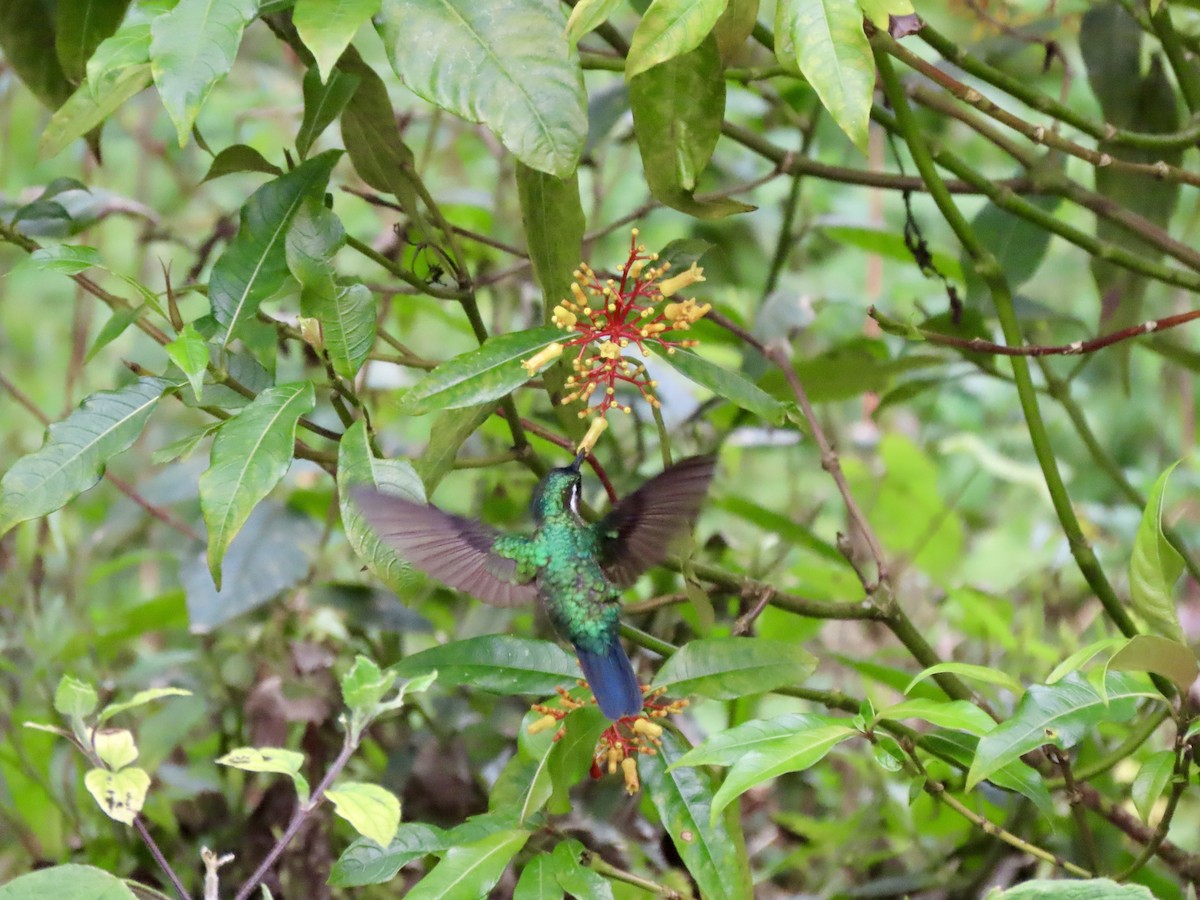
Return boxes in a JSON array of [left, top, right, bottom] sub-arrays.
[[295, 0, 380, 83], [97, 688, 193, 724], [987, 878, 1155, 899], [326, 782, 401, 848], [1131, 749, 1174, 823], [376, 0, 586, 177], [165, 323, 210, 401], [149, 0, 259, 146], [0, 864, 138, 899], [55, 674, 99, 717], [905, 662, 1024, 698], [877, 699, 995, 737], [776, 0, 873, 152], [92, 729, 139, 771], [1129, 462, 1186, 641], [405, 828, 529, 900], [651, 636, 816, 699], [390, 636, 579, 695], [1107, 634, 1198, 694], [627, 0, 730, 79], [216, 746, 310, 802], [565, 0, 623, 44], [84, 766, 150, 824], [1046, 637, 1124, 683]]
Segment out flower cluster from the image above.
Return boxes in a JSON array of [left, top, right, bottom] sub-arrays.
[[522, 230, 710, 419], [527, 684, 688, 795]]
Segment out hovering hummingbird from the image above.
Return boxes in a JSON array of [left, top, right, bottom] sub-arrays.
[[352, 453, 716, 720]]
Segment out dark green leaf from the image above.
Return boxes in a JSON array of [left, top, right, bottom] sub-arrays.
[[513, 854, 557, 900], [921, 729, 1053, 818], [546, 705, 607, 813], [549, 840, 613, 899], [390, 636, 579, 695], [0, 377, 172, 536], [627, 0, 730, 79], [199, 382, 316, 587], [209, 151, 340, 345], [629, 35, 752, 218], [651, 636, 816, 699], [330, 823, 449, 887], [963, 194, 1062, 304], [56, 0, 133, 84], [297, 65, 360, 159], [1128, 462, 1186, 641], [202, 145, 283, 181], [376, 0, 586, 177], [641, 730, 754, 900], [652, 346, 787, 424], [86, 306, 146, 363], [967, 673, 1152, 790], [0, 0, 74, 111], [398, 326, 563, 415], [149, 0, 259, 146], [516, 163, 584, 313]]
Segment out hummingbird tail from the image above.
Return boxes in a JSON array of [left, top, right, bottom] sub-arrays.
[[575, 640, 644, 720]]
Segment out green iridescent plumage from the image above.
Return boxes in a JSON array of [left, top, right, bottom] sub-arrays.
[[352, 454, 716, 719]]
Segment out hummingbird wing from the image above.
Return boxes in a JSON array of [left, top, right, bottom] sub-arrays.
[[350, 488, 538, 608], [594, 454, 717, 588]]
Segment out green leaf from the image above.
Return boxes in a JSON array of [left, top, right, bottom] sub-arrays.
[[876, 699, 995, 737], [297, 65, 360, 159], [1046, 637, 1124, 684], [86, 305, 146, 363], [405, 828, 529, 900], [698, 716, 856, 818], [516, 163, 585, 314], [641, 730, 754, 900], [202, 144, 284, 181], [326, 782, 401, 848], [0, 377, 171, 536], [376, 0, 586, 177], [490, 714, 555, 822], [1108, 634, 1198, 694], [41, 47, 152, 157], [966, 673, 1150, 791], [987, 879, 1156, 899], [963, 195, 1062, 304], [30, 243, 103, 273], [84, 766, 150, 824], [330, 822, 449, 887], [652, 637, 816, 700], [713, 0, 759, 63], [675, 712, 854, 768], [549, 840, 613, 899], [565, 0, 623, 44], [149, 0, 259, 146], [413, 402, 494, 493], [1129, 462, 1186, 641], [905, 662, 1024, 698], [337, 419, 425, 596], [776, 0, 873, 152], [820, 223, 965, 285], [216, 746, 310, 803], [152, 422, 222, 464], [165, 323, 210, 402], [55, 674, 99, 717], [627, 0, 731, 79], [92, 728, 139, 770], [629, 35, 753, 218], [0, 0, 74, 113], [199, 382, 316, 588], [546, 706, 607, 814], [210, 151, 341, 346], [337, 50, 422, 224], [0, 864, 138, 900], [295, 0, 380, 83], [56, 0, 133, 85], [513, 854, 558, 900], [922, 728, 1053, 819], [341, 655, 396, 711], [652, 347, 787, 424], [98, 688, 192, 724], [390, 636, 580, 695], [398, 326, 563, 415], [1131, 749, 1174, 823]]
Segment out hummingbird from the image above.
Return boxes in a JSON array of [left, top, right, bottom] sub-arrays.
[[351, 453, 716, 720]]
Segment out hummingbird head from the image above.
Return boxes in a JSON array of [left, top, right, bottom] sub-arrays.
[[531, 458, 584, 524]]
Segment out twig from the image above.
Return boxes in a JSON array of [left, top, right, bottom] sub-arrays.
[[870, 305, 1200, 357], [1047, 747, 1101, 873], [135, 818, 191, 900], [586, 852, 682, 898]]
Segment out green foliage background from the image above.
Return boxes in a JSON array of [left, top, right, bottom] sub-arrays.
[[1, 0, 1200, 897]]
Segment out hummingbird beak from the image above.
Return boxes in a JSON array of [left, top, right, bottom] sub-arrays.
[[570, 449, 587, 471]]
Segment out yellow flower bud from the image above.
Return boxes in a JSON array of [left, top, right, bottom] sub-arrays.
[[521, 342, 564, 375], [527, 714, 559, 735], [570, 283, 587, 304], [598, 341, 621, 360], [621, 756, 640, 794], [553, 305, 577, 328], [659, 263, 705, 298], [576, 416, 608, 456], [632, 718, 663, 738]]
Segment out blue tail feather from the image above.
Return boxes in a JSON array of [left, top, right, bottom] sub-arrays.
[[575, 640, 643, 720]]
